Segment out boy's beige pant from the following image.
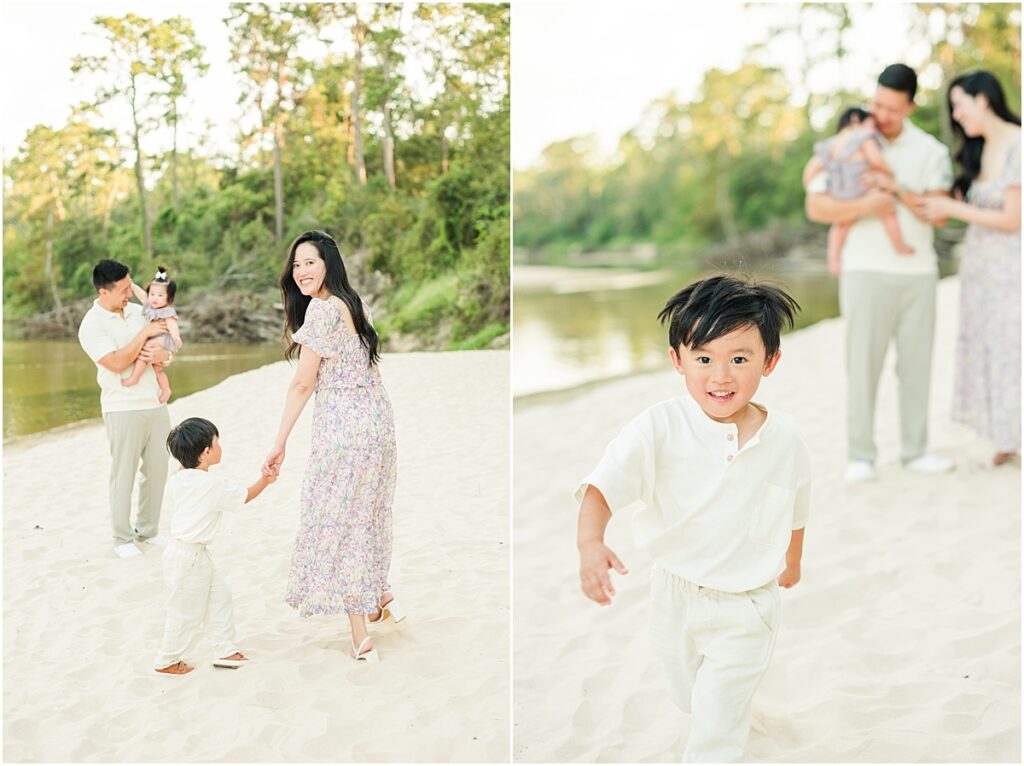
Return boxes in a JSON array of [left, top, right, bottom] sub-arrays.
[[649, 566, 780, 763], [153, 540, 239, 669]]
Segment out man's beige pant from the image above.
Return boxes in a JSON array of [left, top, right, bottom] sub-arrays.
[[839, 272, 937, 463], [649, 566, 780, 763], [103, 407, 170, 546], [153, 540, 239, 669]]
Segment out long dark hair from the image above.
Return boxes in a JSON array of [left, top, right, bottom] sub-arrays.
[[948, 70, 1021, 199], [279, 230, 380, 365]]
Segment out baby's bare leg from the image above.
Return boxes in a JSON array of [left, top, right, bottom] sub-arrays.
[[881, 211, 914, 254], [153, 363, 172, 404], [827, 223, 851, 276], [121, 357, 149, 387]]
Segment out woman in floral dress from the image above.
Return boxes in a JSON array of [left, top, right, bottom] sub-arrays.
[[264, 230, 402, 662], [922, 71, 1021, 465]]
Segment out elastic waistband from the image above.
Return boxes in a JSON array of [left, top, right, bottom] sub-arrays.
[[651, 564, 774, 596]]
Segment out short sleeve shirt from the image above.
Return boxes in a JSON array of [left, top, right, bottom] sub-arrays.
[[165, 469, 247, 544], [78, 300, 162, 413], [575, 393, 812, 592], [807, 120, 954, 275]]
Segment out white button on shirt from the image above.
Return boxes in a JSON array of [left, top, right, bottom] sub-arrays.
[[806, 120, 953, 275], [575, 393, 812, 592], [165, 469, 247, 545], [78, 300, 162, 413]]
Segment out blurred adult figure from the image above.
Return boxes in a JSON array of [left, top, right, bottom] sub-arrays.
[[920, 71, 1021, 466], [805, 63, 955, 481]]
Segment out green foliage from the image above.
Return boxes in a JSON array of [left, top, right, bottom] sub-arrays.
[[4, 4, 510, 350], [515, 4, 1020, 258]]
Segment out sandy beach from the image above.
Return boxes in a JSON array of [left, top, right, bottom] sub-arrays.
[[4, 350, 510, 762], [513, 276, 1020, 762]]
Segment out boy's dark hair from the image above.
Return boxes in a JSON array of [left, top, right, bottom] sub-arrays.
[[658, 274, 800, 360], [877, 63, 917, 102], [166, 417, 219, 469], [145, 264, 177, 304], [837, 106, 870, 132], [92, 259, 130, 291]]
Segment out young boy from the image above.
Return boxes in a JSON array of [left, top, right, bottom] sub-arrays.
[[575, 274, 811, 762], [154, 417, 276, 675]]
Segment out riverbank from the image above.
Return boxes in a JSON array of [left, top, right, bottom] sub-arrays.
[[513, 276, 1019, 762], [4, 350, 510, 762], [7, 290, 510, 352]]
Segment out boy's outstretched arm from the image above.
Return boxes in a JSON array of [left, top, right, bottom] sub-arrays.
[[245, 472, 276, 504], [778, 527, 805, 588], [577, 485, 629, 606]]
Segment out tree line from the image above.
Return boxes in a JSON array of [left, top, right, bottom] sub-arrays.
[[513, 4, 1019, 261], [4, 3, 510, 350]]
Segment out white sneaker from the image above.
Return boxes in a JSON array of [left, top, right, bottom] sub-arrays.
[[905, 453, 955, 475], [142, 533, 170, 546], [844, 460, 876, 482], [114, 542, 142, 558]]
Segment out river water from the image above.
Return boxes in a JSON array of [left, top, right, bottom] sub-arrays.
[[513, 262, 843, 398], [3, 340, 285, 440]]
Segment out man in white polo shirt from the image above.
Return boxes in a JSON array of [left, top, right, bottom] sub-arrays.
[[805, 63, 955, 481], [78, 259, 175, 558]]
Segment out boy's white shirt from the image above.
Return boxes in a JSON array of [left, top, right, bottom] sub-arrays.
[[806, 119, 953, 275], [575, 391, 811, 593], [165, 468, 247, 544]]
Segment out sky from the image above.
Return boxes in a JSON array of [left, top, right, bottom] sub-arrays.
[[0, 1, 962, 170], [2, 1, 242, 161], [0, 1, 435, 165], [511, 1, 929, 169]]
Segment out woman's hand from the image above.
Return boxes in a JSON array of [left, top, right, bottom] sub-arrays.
[[918, 194, 958, 224], [264, 444, 286, 476]]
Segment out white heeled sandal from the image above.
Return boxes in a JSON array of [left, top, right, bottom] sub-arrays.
[[350, 635, 380, 663], [368, 595, 407, 625]]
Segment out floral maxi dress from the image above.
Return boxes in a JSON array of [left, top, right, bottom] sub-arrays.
[[952, 135, 1021, 453], [285, 297, 397, 615]]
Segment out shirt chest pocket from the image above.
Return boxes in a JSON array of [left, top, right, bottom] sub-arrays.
[[748, 484, 795, 547]]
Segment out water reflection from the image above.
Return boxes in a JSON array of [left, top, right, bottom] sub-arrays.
[[513, 265, 840, 397]]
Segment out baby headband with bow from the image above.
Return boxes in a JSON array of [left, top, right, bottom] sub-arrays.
[[154, 269, 168, 282]]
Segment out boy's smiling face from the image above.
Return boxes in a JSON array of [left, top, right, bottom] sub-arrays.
[[669, 324, 780, 424]]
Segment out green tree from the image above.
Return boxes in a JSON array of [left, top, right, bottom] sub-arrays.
[[150, 17, 208, 212], [226, 3, 308, 243], [71, 14, 164, 261]]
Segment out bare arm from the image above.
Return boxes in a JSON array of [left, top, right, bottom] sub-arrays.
[[263, 345, 321, 474], [806, 189, 895, 225], [577, 485, 629, 605], [165, 316, 183, 349], [801, 156, 825, 189], [130, 281, 148, 304], [860, 138, 893, 177], [245, 473, 276, 503], [920, 186, 1021, 232], [95, 320, 168, 373], [777, 527, 805, 588]]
